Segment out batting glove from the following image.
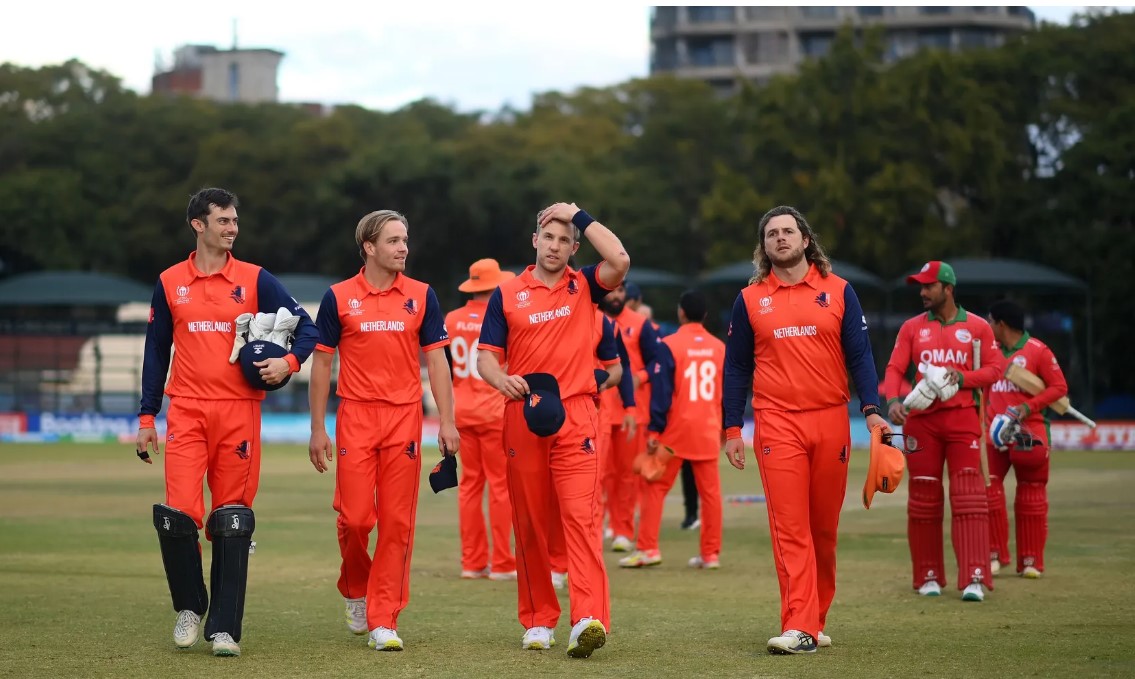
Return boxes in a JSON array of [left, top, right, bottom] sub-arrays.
[[248, 311, 278, 342], [922, 362, 960, 402], [989, 413, 1021, 450], [268, 307, 299, 348], [903, 379, 936, 411], [228, 312, 254, 364]]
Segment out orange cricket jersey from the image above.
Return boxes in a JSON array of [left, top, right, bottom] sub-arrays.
[[139, 251, 319, 422], [478, 264, 613, 400], [722, 264, 882, 433], [648, 323, 724, 460], [446, 300, 508, 428], [315, 270, 449, 404]]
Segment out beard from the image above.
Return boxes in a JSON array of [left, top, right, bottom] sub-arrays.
[[599, 296, 625, 315], [766, 244, 806, 269]]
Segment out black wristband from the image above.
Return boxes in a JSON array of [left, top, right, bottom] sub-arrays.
[[571, 209, 595, 232], [862, 405, 882, 418]]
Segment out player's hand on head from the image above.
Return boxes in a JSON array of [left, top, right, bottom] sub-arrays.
[[724, 438, 746, 470], [308, 430, 333, 473], [538, 202, 580, 227]]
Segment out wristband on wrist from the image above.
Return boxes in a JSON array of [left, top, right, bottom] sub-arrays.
[[571, 209, 595, 232], [862, 405, 882, 418]]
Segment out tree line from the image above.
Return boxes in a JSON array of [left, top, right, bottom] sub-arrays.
[[0, 11, 1131, 402]]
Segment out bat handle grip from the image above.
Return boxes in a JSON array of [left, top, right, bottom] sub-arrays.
[[1067, 406, 1097, 429]]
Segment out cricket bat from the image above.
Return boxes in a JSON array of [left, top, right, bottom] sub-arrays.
[[975, 339, 990, 486], [1004, 363, 1097, 428]]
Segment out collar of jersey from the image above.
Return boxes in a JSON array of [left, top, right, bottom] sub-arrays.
[[518, 264, 578, 292], [766, 263, 821, 292], [187, 251, 237, 282], [927, 306, 969, 325], [677, 322, 706, 335], [1001, 330, 1030, 356], [353, 268, 405, 297]]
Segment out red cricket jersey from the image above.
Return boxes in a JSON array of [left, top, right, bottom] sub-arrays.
[[446, 299, 507, 428], [986, 332, 1068, 439], [648, 323, 725, 460]]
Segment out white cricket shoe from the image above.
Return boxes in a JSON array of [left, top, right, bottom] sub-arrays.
[[688, 554, 720, 570], [990, 559, 1002, 576], [368, 626, 404, 651], [817, 630, 832, 648], [211, 632, 240, 657], [173, 610, 201, 649], [962, 583, 985, 602], [460, 567, 489, 579], [918, 580, 942, 597], [567, 617, 607, 658], [603, 527, 614, 541], [521, 626, 555, 650], [1022, 566, 1042, 579], [610, 536, 633, 553], [551, 571, 568, 590], [489, 570, 517, 581], [767, 630, 817, 654], [345, 597, 367, 635]]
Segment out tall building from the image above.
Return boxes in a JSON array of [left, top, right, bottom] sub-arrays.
[[152, 44, 284, 104], [650, 6, 1036, 95]]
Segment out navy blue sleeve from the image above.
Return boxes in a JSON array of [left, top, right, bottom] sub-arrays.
[[841, 283, 881, 409], [722, 294, 755, 430], [257, 269, 318, 363], [597, 316, 618, 363], [639, 319, 660, 368], [315, 289, 341, 349], [648, 342, 676, 434], [581, 264, 613, 305], [478, 288, 508, 353], [139, 281, 173, 417], [419, 287, 450, 348], [616, 333, 635, 408]]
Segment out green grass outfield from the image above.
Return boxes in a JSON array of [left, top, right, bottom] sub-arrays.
[[1, 443, 1133, 678]]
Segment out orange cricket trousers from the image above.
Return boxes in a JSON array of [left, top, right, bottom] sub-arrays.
[[605, 421, 643, 540], [458, 423, 515, 574], [504, 395, 610, 630], [164, 397, 262, 528], [334, 400, 423, 631], [636, 455, 722, 560], [754, 405, 851, 640]]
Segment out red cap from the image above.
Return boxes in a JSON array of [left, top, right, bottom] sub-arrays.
[[906, 261, 957, 286]]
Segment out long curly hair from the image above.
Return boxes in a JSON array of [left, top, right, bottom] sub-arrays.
[[750, 205, 832, 284]]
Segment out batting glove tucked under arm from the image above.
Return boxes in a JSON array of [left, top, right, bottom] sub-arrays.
[[228, 312, 254, 364], [903, 379, 936, 411], [268, 307, 299, 348], [922, 362, 960, 401], [248, 312, 278, 342]]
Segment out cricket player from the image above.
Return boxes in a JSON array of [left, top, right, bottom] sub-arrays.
[[620, 289, 724, 570], [307, 209, 459, 652], [884, 260, 1003, 602], [477, 201, 629, 658], [722, 206, 886, 655], [599, 281, 659, 552], [137, 187, 318, 656], [985, 299, 1068, 578], [447, 258, 517, 581]]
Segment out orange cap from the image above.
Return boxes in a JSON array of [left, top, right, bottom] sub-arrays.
[[458, 258, 516, 293], [863, 425, 905, 509], [634, 441, 675, 483]]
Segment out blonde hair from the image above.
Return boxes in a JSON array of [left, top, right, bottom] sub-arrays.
[[356, 210, 408, 261], [749, 205, 832, 284], [534, 209, 581, 243]]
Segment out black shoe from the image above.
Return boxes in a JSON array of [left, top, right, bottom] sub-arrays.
[[680, 516, 700, 530]]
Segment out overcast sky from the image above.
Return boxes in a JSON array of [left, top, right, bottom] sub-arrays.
[[2, 4, 1126, 112]]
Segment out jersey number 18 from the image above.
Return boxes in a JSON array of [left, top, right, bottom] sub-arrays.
[[684, 360, 716, 402]]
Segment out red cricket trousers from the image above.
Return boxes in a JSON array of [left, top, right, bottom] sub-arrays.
[[333, 400, 422, 631], [636, 455, 722, 560], [458, 423, 515, 574], [753, 405, 851, 639]]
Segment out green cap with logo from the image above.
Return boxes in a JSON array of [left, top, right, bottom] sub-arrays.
[[906, 261, 956, 286]]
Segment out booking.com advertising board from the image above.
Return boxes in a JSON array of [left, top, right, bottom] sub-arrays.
[[1, 412, 1133, 451]]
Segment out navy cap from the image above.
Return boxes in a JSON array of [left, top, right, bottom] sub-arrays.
[[624, 281, 642, 301], [594, 368, 610, 391], [429, 455, 458, 493], [238, 340, 292, 391], [523, 373, 566, 437]]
